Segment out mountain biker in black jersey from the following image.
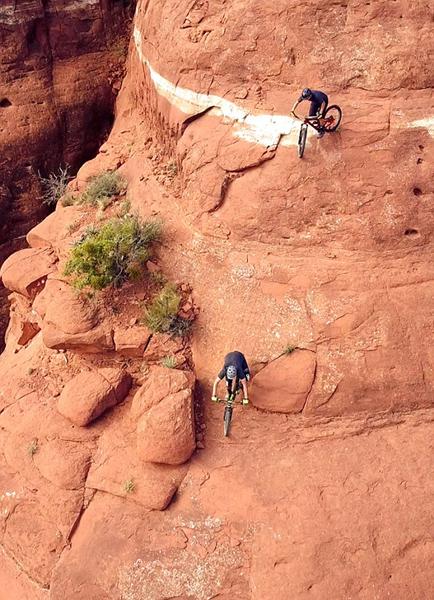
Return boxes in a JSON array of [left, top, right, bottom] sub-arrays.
[[211, 350, 250, 405], [291, 88, 329, 138]]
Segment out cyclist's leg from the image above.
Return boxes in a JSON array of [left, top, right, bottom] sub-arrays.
[[309, 101, 321, 117]]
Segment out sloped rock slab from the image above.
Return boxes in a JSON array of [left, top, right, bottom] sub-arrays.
[[250, 350, 316, 413], [57, 368, 132, 426], [34, 278, 114, 352]]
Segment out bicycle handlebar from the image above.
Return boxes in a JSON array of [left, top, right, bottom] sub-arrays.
[[214, 397, 246, 405]]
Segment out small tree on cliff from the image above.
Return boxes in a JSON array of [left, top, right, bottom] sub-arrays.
[[64, 215, 161, 290]]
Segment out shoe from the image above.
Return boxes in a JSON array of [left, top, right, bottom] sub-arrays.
[[316, 130, 325, 139]]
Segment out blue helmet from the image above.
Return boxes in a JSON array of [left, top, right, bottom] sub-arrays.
[[226, 365, 237, 380], [301, 88, 312, 99]]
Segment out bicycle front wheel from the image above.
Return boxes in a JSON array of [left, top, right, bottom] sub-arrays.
[[298, 124, 308, 158], [323, 105, 342, 132], [223, 406, 233, 437]]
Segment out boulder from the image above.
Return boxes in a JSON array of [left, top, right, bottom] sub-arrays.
[[34, 279, 114, 353], [131, 365, 194, 419], [0, 248, 56, 299], [57, 369, 132, 426], [113, 326, 152, 357], [250, 350, 316, 413], [137, 388, 196, 465]]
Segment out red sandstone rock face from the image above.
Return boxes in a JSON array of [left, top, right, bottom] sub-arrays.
[[119, 0, 434, 417], [34, 278, 114, 353], [0, 0, 134, 255], [0, 247, 56, 299], [250, 350, 316, 413], [57, 368, 132, 426], [1, 0, 434, 596], [134, 367, 196, 465]]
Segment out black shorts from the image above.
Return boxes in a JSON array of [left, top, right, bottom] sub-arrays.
[[309, 100, 328, 117]]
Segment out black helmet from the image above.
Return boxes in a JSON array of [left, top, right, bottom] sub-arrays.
[[301, 88, 312, 99]]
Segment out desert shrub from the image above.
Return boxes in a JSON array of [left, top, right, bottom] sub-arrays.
[[80, 171, 126, 206], [144, 284, 180, 333], [144, 284, 191, 336], [123, 479, 135, 494], [61, 194, 75, 207], [64, 215, 161, 290], [284, 344, 296, 355], [39, 165, 71, 206], [169, 315, 192, 337], [27, 439, 38, 456], [161, 355, 177, 368]]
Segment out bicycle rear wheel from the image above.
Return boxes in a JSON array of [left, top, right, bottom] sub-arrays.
[[298, 124, 308, 158], [323, 105, 342, 132], [223, 406, 233, 437]]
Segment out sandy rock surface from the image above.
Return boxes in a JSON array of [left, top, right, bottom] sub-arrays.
[[34, 278, 114, 353], [0, 248, 56, 299], [137, 388, 196, 465], [250, 350, 316, 413], [57, 368, 132, 426]]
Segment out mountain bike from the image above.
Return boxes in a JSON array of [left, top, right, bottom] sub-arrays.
[[214, 390, 246, 437], [292, 105, 342, 158]]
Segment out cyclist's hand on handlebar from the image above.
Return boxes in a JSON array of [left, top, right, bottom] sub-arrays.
[[211, 395, 219, 403], [242, 397, 249, 405]]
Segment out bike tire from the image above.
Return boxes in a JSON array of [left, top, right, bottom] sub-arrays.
[[323, 105, 342, 132], [223, 406, 232, 437], [298, 124, 308, 158]]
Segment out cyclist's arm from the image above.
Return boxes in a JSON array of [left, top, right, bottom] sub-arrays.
[[241, 378, 248, 399], [291, 99, 301, 115], [317, 101, 326, 117], [212, 377, 222, 397]]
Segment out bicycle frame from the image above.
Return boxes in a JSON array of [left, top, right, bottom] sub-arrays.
[[291, 109, 323, 132], [215, 390, 244, 436]]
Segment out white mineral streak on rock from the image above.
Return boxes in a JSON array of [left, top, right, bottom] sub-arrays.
[[409, 117, 434, 137], [133, 27, 300, 147]]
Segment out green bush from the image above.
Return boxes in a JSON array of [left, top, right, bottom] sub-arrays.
[[39, 165, 71, 206], [123, 479, 135, 494], [144, 284, 180, 333], [169, 315, 192, 337], [284, 344, 297, 355], [80, 171, 126, 206], [144, 285, 192, 336], [64, 215, 161, 290], [161, 355, 177, 368]]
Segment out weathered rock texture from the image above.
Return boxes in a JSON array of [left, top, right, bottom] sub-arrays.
[[134, 366, 196, 465], [250, 350, 316, 413], [57, 368, 132, 426], [0, 0, 135, 347], [121, 0, 434, 416], [0, 0, 434, 597], [0, 0, 134, 236]]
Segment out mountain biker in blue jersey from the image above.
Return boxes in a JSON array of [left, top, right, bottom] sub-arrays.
[[211, 350, 250, 405], [291, 88, 329, 138]]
